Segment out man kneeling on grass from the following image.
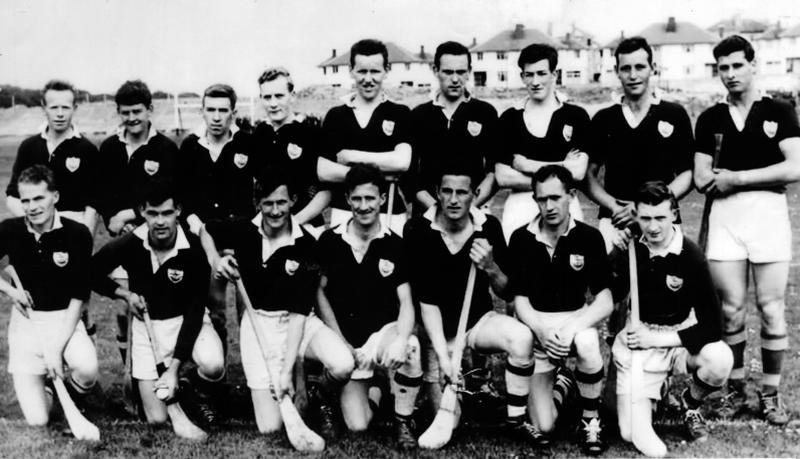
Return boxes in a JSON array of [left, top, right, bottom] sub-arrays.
[[0, 165, 98, 428], [199, 169, 354, 438], [316, 164, 422, 451], [92, 181, 224, 440], [612, 181, 733, 457]]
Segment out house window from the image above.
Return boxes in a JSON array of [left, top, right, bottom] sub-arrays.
[[685, 66, 692, 75], [405, 63, 411, 71], [566, 70, 581, 79], [685, 45, 694, 53], [599, 49, 604, 57], [332, 66, 338, 73], [474, 71, 487, 86], [575, 50, 580, 58], [498, 71, 507, 82], [477, 52, 483, 61], [387, 63, 393, 70], [497, 52, 507, 60], [323, 67, 327, 75]]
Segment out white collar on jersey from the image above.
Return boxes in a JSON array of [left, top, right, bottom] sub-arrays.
[[526, 214, 577, 244], [431, 90, 473, 107], [251, 212, 304, 242], [341, 92, 391, 108], [718, 90, 770, 132], [640, 225, 683, 258], [25, 211, 64, 240], [116, 122, 158, 145], [193, 122, 239, 151], [251, 213, 304, 263], [38, 123, 82, 140], [422, 204, 487, 233], [263, 112, 305, 130], [333, 218, 391, 251], [512, 90, 567, 110], [133, 224, 191, 273], [615, 87, 664, 106]]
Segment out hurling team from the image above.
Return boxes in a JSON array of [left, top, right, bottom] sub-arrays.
[[2, 32, 798, 457]]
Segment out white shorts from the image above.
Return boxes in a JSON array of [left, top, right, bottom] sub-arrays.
[[502, 191, 583, 242], [329, 208, 407, 236], [528, 311, 582, 374], [131, 310, 215, 380], [7, 307, 96, 375], [422, 311, 497, 383], [707, 191, 791, 263], [352, 321, 415, 380], [240, 311, 326, 390]]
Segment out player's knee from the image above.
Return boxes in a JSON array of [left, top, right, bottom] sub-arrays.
[[505, 326, 534, 361], [759, 301, 786, 332], [700, 342, 734, 382], [574, 329, 601, 362], [344, 413, 370, 432], [327, 353, 356, 381], [721, 302, 746, 327], [146, 410, 169, 425]]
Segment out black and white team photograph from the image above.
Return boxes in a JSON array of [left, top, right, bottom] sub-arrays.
[[1, 0, 800, 457]]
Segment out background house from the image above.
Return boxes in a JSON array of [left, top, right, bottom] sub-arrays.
[[317, 42, 434, 88]]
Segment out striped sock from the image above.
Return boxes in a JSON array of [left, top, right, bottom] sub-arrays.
[[575, 368, 603, 419], [688, 369, 721, 404], [392, 371, 422, 417], [553, 370, 573, 411], [318, 368, 349, 399], [505, 360, 534, 419], [724, 327, 746, 386], [761, 332, 787, 394]]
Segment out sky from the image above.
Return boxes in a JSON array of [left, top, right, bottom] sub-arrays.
[[2, 0, 799, 96]]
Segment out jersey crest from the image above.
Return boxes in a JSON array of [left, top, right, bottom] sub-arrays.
[[65, 156, 81, 173], [143, 160, 160, 176], [467, 121, 483, 137], [569, 254, 584, 271], [52, 251, 69, 267], [287, 143, 303, 160], [763, 120, 778, 138], [666, 274, 683, 292], [233, 153, 249, 168], [562, 124, 573, 142], [167, 268, 184, 283], [285, 259, 299, 276], [378, 258, 395, 277], [382, 120, 395, 136], [657, 121, 674, 138]]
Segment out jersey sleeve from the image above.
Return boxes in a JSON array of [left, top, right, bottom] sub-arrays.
[[480, 104, 501, 171], [6, 139, 34, 198], [90, 234, 131, 298], [203, 218, 238, 251], [693, 108, 717, 157], [392, 104, 413, 146], [571, 106, 594, 158], [69, 225, 94, 302], [403, 221, 441, 307], [173, 248, 211, 363], [677, 246, 723, 354], [671, 105, 695, 174], [320, 107, 343, 161], [495, 108, 517, 166], [589, 109, 610, 165], [775, 100, 800, 142], [506, 229, 529, 298], [586, 228, 613, 296], [0, 220, 11, 259]]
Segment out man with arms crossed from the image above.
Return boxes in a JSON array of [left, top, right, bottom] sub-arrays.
[[495, 44, 591, 239], [404, 164, 542, 444], [586, 37, 694, 253], [612, 182, 733, 457], [199, 170, 354, 437], [694, 35, 800, 425], [0, 165, 97, 429], [509, 165, 613, 455], [91, 183, 223, 440], [321, 39, 413, 234], [316, 164, 422, 450], [411, 41, 498, 212]]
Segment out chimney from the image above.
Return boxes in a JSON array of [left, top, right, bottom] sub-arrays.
[[472, 37, 477, 47], [420, 45, 425, 57], [620, 30, 625, 39], [718, 25, 724, 38], [565, 32, 571, 44], [332, 48, 337, 58], [512, 24, 525, 39], [666, 17, 677, 33], [587, 38, 592, 46]]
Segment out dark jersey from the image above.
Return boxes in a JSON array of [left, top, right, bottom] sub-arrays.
[[591, 100, 694, 218], [0, 216, 92, 311], [7, 132, 100, 212], [204, 216, 318, 315], [695, 97, 800, 194], [318, 224, 408, 347], [410, 96, 498, 197], [404, 209, 507, 340], [91, 226, 210, 362], [497, 101, 592, 165], [178, 128, 260, 221], [321, 99, 412, 213], [611, 230, 722, 354], [508, 219, 611, 313]]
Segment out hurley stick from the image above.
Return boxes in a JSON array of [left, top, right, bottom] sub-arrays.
[[386, 181, 397, 230], [418, 263, 477, 450], [698, 133, 723, 253], [235, 278, 325, 452], [627, 239, 643, 447]]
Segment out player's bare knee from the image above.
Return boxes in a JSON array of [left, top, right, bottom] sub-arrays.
[[574, 329, 602, 367], [198, 358, 225, 381], [758, 300, 786, 332], [327, 353, 356, 381], [344, 412, 370, 432], [505, 326, 534, 361]]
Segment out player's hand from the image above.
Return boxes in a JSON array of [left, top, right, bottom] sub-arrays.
[[381, 336, 408, 370], [469, 238, 495, 272], [275, 369, 295, 400], [8, 287, 33, 316], [336, 149, 355, 165], [625, 326, 656, 350], [564, 148, 584, 161], [611, 200, 635, 228], [543, 328, 570, 360], [43, 345, 65, 379], [187, 214, 203, 236], [512, 154, 528, 171], [155, 369, 179, 401], [708, 169, 740, 196], [108, 213, 130, 235], [611, 227, 633, 252], [125, 292, 147, 320], [215, 255, 240, 281], [437, 354, 455, 385]]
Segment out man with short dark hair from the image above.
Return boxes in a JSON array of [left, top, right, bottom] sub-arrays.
[[0, 165, 97, 430], [694, 34, 800, 425], [321, 39, 413, 234], [586, 37, 694, 253], [91, 182, 223, 440], [410, 41, 498, 213], [404, 163, 541, 446], [6, 80, 100, 233], [316, 164, 422, 450], [509, 165, 613, 455], [612, 181, 733, 457], [496, 44, 591, 240]]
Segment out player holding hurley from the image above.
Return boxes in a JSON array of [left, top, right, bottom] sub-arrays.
[[91, 182, 223, 440], [694, 35, 800, 425]]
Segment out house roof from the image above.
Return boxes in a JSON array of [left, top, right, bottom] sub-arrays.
[[471, 24, 562, 52], [318, 42, 430, 67], [559, 28, 598, 49], [603, 18, 716, 49], [707, 17, 769, 36]]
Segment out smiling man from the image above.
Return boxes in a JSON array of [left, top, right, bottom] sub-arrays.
[[586, 37, 694, 253], [495, 44, 591, 240], [410, 41, 498, 213], [508, 165, 613, 455], [321, 39, 413, 234], [612, 182, 732, 457], [694, 35, 800, 425], [6, 80, 100, 233]]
